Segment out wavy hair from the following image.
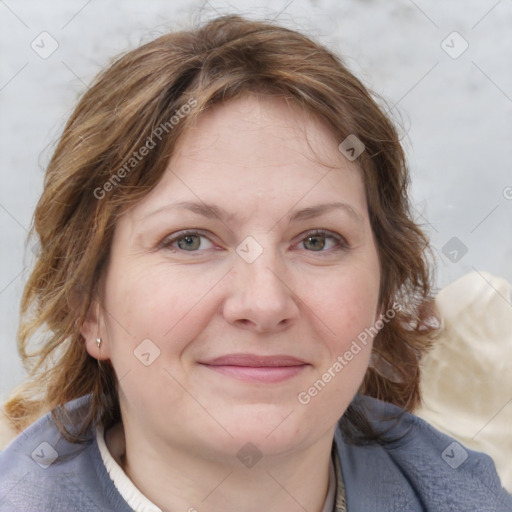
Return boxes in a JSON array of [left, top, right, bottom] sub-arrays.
[[4, 15, 439, 442]]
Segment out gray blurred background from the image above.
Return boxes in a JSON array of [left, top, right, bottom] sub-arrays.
[[1, 0, 511, 398]]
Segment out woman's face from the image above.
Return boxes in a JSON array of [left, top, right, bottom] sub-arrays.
[[86, 95, 381, 463]]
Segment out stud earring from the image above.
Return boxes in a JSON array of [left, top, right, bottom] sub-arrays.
[[96, 338, 102, 349]]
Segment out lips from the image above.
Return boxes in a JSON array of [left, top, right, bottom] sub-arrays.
[[199, 353, 309, 383]]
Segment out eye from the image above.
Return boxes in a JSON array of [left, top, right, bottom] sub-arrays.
[[162, 230, 214, 252], [300, 230, 347, 252]]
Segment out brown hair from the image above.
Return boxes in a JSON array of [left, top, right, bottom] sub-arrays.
[[4, 14, 438, 441]]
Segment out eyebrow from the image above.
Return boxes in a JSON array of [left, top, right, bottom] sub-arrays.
[[139, 201, 233, 223], [139, 200, 364, 225], [287, 202, 363, 224]]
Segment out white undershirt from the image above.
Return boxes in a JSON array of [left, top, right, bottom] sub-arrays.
[[96, 425, 336, 512]]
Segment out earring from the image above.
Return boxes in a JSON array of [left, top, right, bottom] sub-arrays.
[[96, 338, 102, 349]]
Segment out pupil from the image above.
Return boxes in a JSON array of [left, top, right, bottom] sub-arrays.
[[178, 235, 199, 250], [307, 236, 325, 251]]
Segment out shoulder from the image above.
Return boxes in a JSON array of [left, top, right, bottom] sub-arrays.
[[0, 396, 129, 512], [335, 394, 512, 511]]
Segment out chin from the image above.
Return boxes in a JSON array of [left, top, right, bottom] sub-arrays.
[[203, 403, 319, 457]]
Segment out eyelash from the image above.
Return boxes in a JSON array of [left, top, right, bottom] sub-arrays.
[[160, 229, 348, 254]]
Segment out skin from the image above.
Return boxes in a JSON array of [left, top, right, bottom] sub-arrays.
[[82, 94, 382, 512]]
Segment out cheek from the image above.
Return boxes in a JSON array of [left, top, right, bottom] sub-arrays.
[[101, 262, 224, 411], [293, 272, 379, 433], [297, 271, 379, 417], [306, 266, 381, 351], [102, 261, 222, 352]]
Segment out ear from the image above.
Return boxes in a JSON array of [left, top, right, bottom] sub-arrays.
[[80, 299, 111, 361]]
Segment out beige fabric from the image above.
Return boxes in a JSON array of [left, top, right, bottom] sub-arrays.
[[416, 271, 512, 492]]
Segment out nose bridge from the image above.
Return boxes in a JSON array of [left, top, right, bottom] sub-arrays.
[[224, 240, 298, 331], [237, 244, 288, 301]]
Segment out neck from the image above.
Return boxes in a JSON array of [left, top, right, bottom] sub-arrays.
[[106, 421, 335, 512]]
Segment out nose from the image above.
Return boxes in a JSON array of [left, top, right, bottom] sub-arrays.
[[222, 251, 300, 334]]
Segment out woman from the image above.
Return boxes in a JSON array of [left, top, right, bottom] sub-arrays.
[[1, 15, 510, 512]]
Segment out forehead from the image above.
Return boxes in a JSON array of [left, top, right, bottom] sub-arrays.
[[176, 94, 343, 170], [130, 94, 368, 223]]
